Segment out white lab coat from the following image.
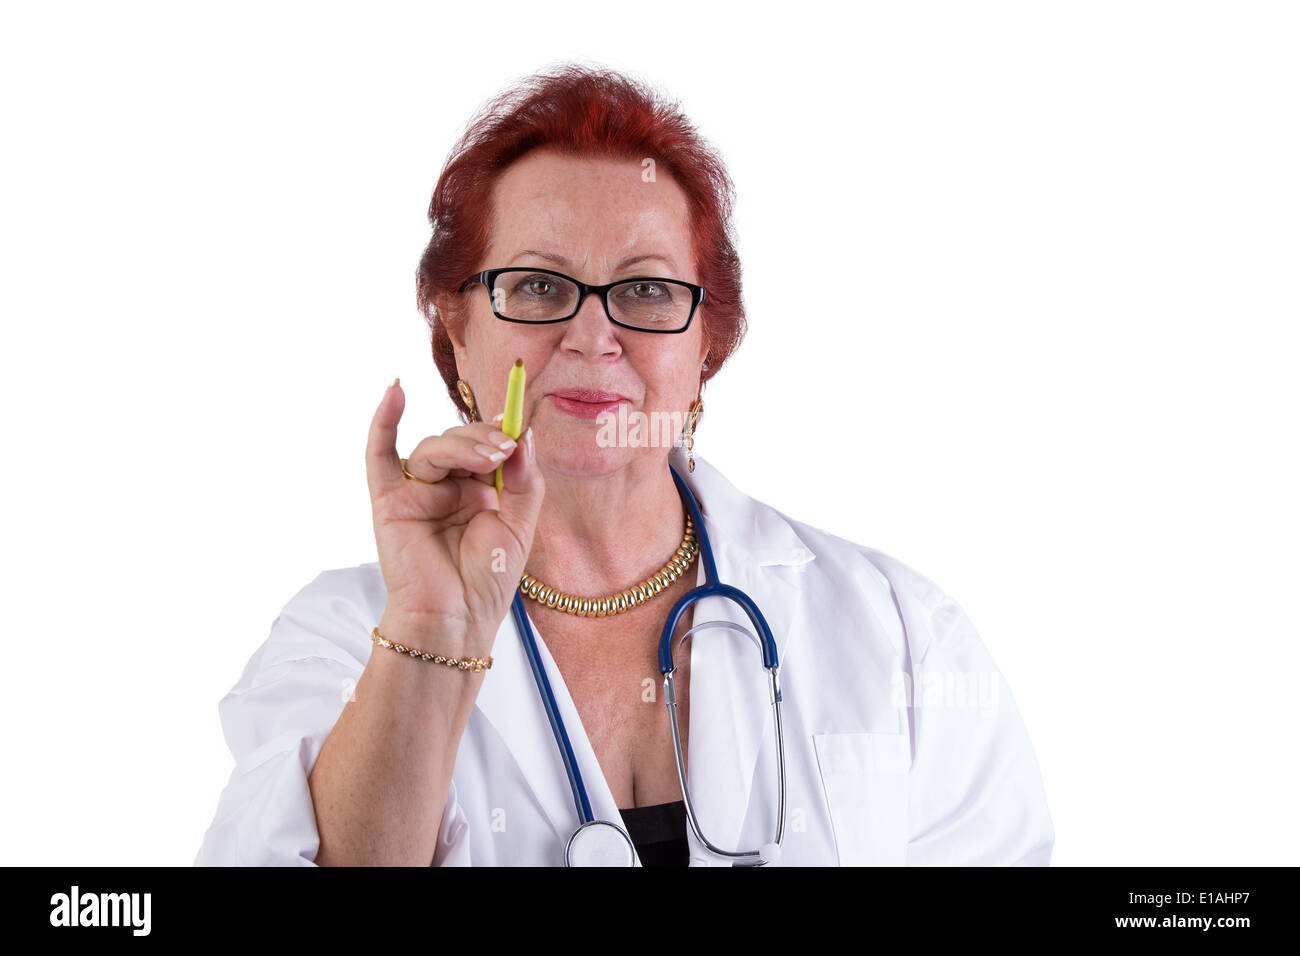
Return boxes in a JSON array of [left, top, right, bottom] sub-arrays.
[[195, 445, 1054, 866]]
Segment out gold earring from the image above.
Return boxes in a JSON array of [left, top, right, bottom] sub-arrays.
[[685, 397, 703, 473], [456, 379, 480, 422]]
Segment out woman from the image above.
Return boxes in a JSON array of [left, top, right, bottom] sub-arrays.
[[196, 64, 1053, 867]]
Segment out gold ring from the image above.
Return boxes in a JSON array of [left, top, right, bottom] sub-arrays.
[[399, 458, 437, 485]]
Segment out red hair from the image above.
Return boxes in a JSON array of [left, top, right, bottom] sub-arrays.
[[415, 62, 746, 422]]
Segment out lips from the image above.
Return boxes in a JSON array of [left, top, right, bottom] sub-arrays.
[[549, 388, 629, 404], [547, 388, 629, 420]]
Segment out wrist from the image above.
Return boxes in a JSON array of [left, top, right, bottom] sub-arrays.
[[366, 617, 487, 724], [378, 606, 466, 642], [374, 610, 489, 665]]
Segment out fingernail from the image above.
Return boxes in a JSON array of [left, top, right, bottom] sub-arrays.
[[392, 377, 400, 388], [525, 427, 535, 462], [475, 444, 506, 463], [492, 412, 504, 423], [489, 431, 516, 451]]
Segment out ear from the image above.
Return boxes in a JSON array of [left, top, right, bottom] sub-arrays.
[[436, 291, 472, 369]]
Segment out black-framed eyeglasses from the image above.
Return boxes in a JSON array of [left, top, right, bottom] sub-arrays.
[[459, 267, 706, 334]]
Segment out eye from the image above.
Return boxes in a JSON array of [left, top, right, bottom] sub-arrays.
[[626, 281, 666, 298], [503, 273, 565, 297]]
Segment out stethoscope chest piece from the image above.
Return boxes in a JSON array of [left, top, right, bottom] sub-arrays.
[[565, 820, 637, 867]]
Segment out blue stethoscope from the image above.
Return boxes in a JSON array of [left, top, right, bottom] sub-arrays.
[[509, 461, 788, 866]]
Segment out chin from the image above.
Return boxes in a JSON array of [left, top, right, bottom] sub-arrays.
[[541, 440, 648, 479]]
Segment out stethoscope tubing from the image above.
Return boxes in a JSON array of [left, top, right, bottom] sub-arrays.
[[512, 590, 593, 824], [658, 464, 780, 672], [509, 461, 785, 862]]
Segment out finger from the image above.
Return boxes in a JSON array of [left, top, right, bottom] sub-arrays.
[[365, 379, 405, 497], [437, 417, 517, 453], [496, 418, 545, 539], [446, 416, 508, 440], [405, 430, 522, 483]]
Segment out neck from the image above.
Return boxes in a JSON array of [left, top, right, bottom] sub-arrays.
[[525, 455, 687, 596]]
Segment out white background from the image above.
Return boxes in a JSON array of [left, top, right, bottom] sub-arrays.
[[1, 0, 1296, 866]]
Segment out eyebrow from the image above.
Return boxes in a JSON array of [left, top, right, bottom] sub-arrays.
[[511, 249, 680, 274]]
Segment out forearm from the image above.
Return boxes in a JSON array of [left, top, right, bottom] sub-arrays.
[[309, 614, 483, 866]]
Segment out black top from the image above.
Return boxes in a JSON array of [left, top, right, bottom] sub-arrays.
[[618, 800, 689, 866]]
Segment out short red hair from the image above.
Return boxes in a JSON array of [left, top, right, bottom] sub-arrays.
[[415, 63, 747, 422]]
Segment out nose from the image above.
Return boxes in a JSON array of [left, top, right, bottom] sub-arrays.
[[559, 290, 622, 360]]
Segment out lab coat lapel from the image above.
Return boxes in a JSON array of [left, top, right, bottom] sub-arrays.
[[672, 448, 814, 866], [471, 608, 581, 850], [473, 601, 639, 863]]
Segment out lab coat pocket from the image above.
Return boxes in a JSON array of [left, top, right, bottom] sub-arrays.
[[813, 732, 910, 866]]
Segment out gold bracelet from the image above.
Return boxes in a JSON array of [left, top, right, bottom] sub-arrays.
[[370, 626, 492, 672]]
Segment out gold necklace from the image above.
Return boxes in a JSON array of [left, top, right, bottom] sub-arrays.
[[518, 514, 698, 617]]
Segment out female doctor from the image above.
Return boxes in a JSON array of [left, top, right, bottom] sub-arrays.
[[195, 64, 1054, 867]]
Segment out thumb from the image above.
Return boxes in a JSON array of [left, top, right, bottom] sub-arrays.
[[495, 424, 544, 542], [365, 378, 406, 496]]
